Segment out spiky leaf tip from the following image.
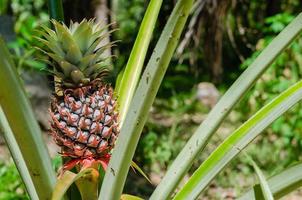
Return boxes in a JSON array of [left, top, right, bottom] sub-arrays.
[[36, 19, 116, 88]]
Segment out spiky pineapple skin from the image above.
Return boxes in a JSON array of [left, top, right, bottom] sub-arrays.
[[50, 81, 118, 159]]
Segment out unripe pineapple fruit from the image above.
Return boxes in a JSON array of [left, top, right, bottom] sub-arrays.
[[37, 19, 119, 171]]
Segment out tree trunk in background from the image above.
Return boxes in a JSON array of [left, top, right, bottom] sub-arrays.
[[94, 0, 112, 69], [203, 0, 231, 83], [110, 0, 118, 24]]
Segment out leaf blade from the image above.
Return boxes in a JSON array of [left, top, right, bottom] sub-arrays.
[[117, 0, 163, 125], [150, 12, 302, 200], [249, 158, 274, 200], [0, 107, 39, 200], [239, 162, 302, 200], [52, 168, 99, 200], [173, 80, 302, 199], [131, 161, 151, 183], [0, 37, 56, 199], [120, 194, 144, 200], [100, 1, 194, 199]]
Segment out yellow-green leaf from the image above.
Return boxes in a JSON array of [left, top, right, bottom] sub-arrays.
[[120, 194, 144, 200], [75, 168, 99, 200], [52, 168, 99, 200], [131, 161, 151, 184]]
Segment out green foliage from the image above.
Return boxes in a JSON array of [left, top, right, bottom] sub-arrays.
[[265, 14, 294, 33], [1, 0, 49, 71], [0, 156, 63, 200], [52, 155, 63, 173], [113, 0, 146, 72], [0, 0, 9, 14], [115, 0, 145, 42], [137, 91, 203, 171], [0, 162, 28, 200], [2, 1, 302, 199]]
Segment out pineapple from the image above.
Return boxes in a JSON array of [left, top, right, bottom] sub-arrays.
[[37, 19, 119, 172]]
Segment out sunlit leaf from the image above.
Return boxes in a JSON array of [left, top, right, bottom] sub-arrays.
[[100, 1, 194, 199], [52, 168, 99, 200], [117, 0, 163, 126], [120, 194, 144, 200]]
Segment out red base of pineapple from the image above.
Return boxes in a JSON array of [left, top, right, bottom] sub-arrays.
[[59, 153, 111, 176]]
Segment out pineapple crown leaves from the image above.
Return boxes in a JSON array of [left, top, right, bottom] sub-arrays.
[[35, 19, 117, 88]]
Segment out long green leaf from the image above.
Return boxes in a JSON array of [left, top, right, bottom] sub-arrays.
[[99, 1, 194, 199], [239, 162, 302, 199], [120, 194, 144, 200], [117, 0, 163, 125], [150, 12, 302, 200], [250, 158, 274, 200], [52, 168, 99, 200], [75, 168, 99, 200], [0, 107, 38, 199], [0, 38, 56, 199], [173, 80, 302, 199]]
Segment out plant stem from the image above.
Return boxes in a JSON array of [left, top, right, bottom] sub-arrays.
[[117, 0, 163, 126], [0, 37, 56, 199], [48, 0, 64, 22]]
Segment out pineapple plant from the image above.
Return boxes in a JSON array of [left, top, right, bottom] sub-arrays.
[[36, 19, 119, 172], [2, 1, 302, 199]]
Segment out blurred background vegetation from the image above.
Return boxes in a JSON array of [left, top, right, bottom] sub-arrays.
[[0, 0, 302, 199]]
